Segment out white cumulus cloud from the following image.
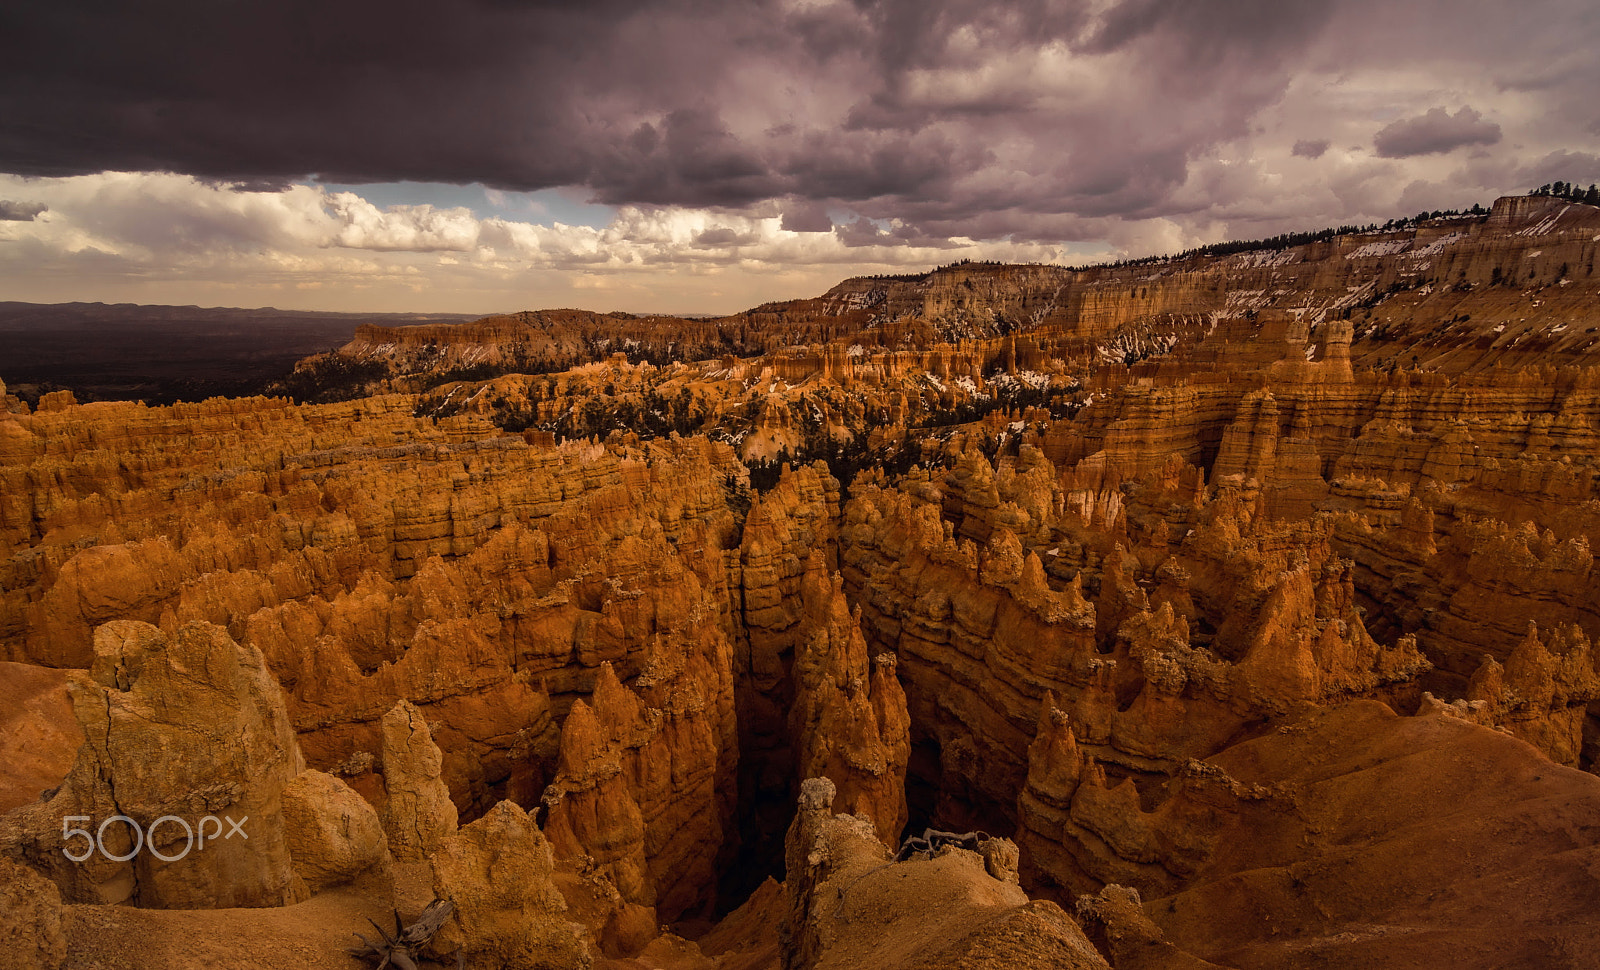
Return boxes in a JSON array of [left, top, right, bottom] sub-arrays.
[[0, 173, 1083, 314]]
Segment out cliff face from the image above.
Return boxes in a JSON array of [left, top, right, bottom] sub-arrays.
[[0, 398, 755, 925], [317, 195, 1600, 402], [3, 195, 1600, 970], [837, 453, 1429, 856]]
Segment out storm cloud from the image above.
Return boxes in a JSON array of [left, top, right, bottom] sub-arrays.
[[1, 0, 1598, 311], [0, 200, 46, 221], [1374, 106, 1503, 158], [5, 2, 1590, 227]]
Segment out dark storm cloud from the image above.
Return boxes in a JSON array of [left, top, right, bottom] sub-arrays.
[[1077, 0, 1331, 60], [589, 108, 780, 208], [2, 0, 1597, 243], [694, 226, 753, 247], [0, 2, 1331, 189], [833, 217, 960, 250], [0, 0, 627, 186], [781, 202, 833, 233], [1373, 106, 1503, 158], [0, 200, 46, 221]]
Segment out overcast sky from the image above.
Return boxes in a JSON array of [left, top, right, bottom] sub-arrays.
[[1, 0, 1597, 315]]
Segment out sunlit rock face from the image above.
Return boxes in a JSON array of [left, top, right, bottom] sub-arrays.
[[2, 196, 1600, 968]]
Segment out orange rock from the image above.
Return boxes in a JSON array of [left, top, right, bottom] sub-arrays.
[[0, 661, 81, 814], [1, 621, 305, 908]]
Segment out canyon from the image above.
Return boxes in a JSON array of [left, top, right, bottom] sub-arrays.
[[3, 193, 1600, 969]]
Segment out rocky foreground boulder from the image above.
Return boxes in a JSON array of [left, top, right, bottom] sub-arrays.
[[1, 620, 304, 908], [0, 855, 66, 970], [780, 776, 1110, 970], [429, 800, 590, 970], [280, 769, 392, 898]]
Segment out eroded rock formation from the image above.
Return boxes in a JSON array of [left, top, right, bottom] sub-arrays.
[[429, 799, 590, 970], [1, 620, 304, 908], [2, 194, 1600, 969], [280, 769, 392, 897], [779, 776, 1110, 970], [380, 698, 459, 862]]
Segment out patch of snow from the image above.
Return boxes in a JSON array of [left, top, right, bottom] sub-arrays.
[[834, 288, 887, 312], [1224, 289, 1270, 309], [987, 370, 1051, 392], [1408, 232, 1464, 258], [953, 375, 986, 398], [1345, 239, 1412, 259], [1517, 206, 1570, 237], [1328, 280, 1377, 312], [1094, 330, 1180, 365], [1232, 250, 1299, 269]]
